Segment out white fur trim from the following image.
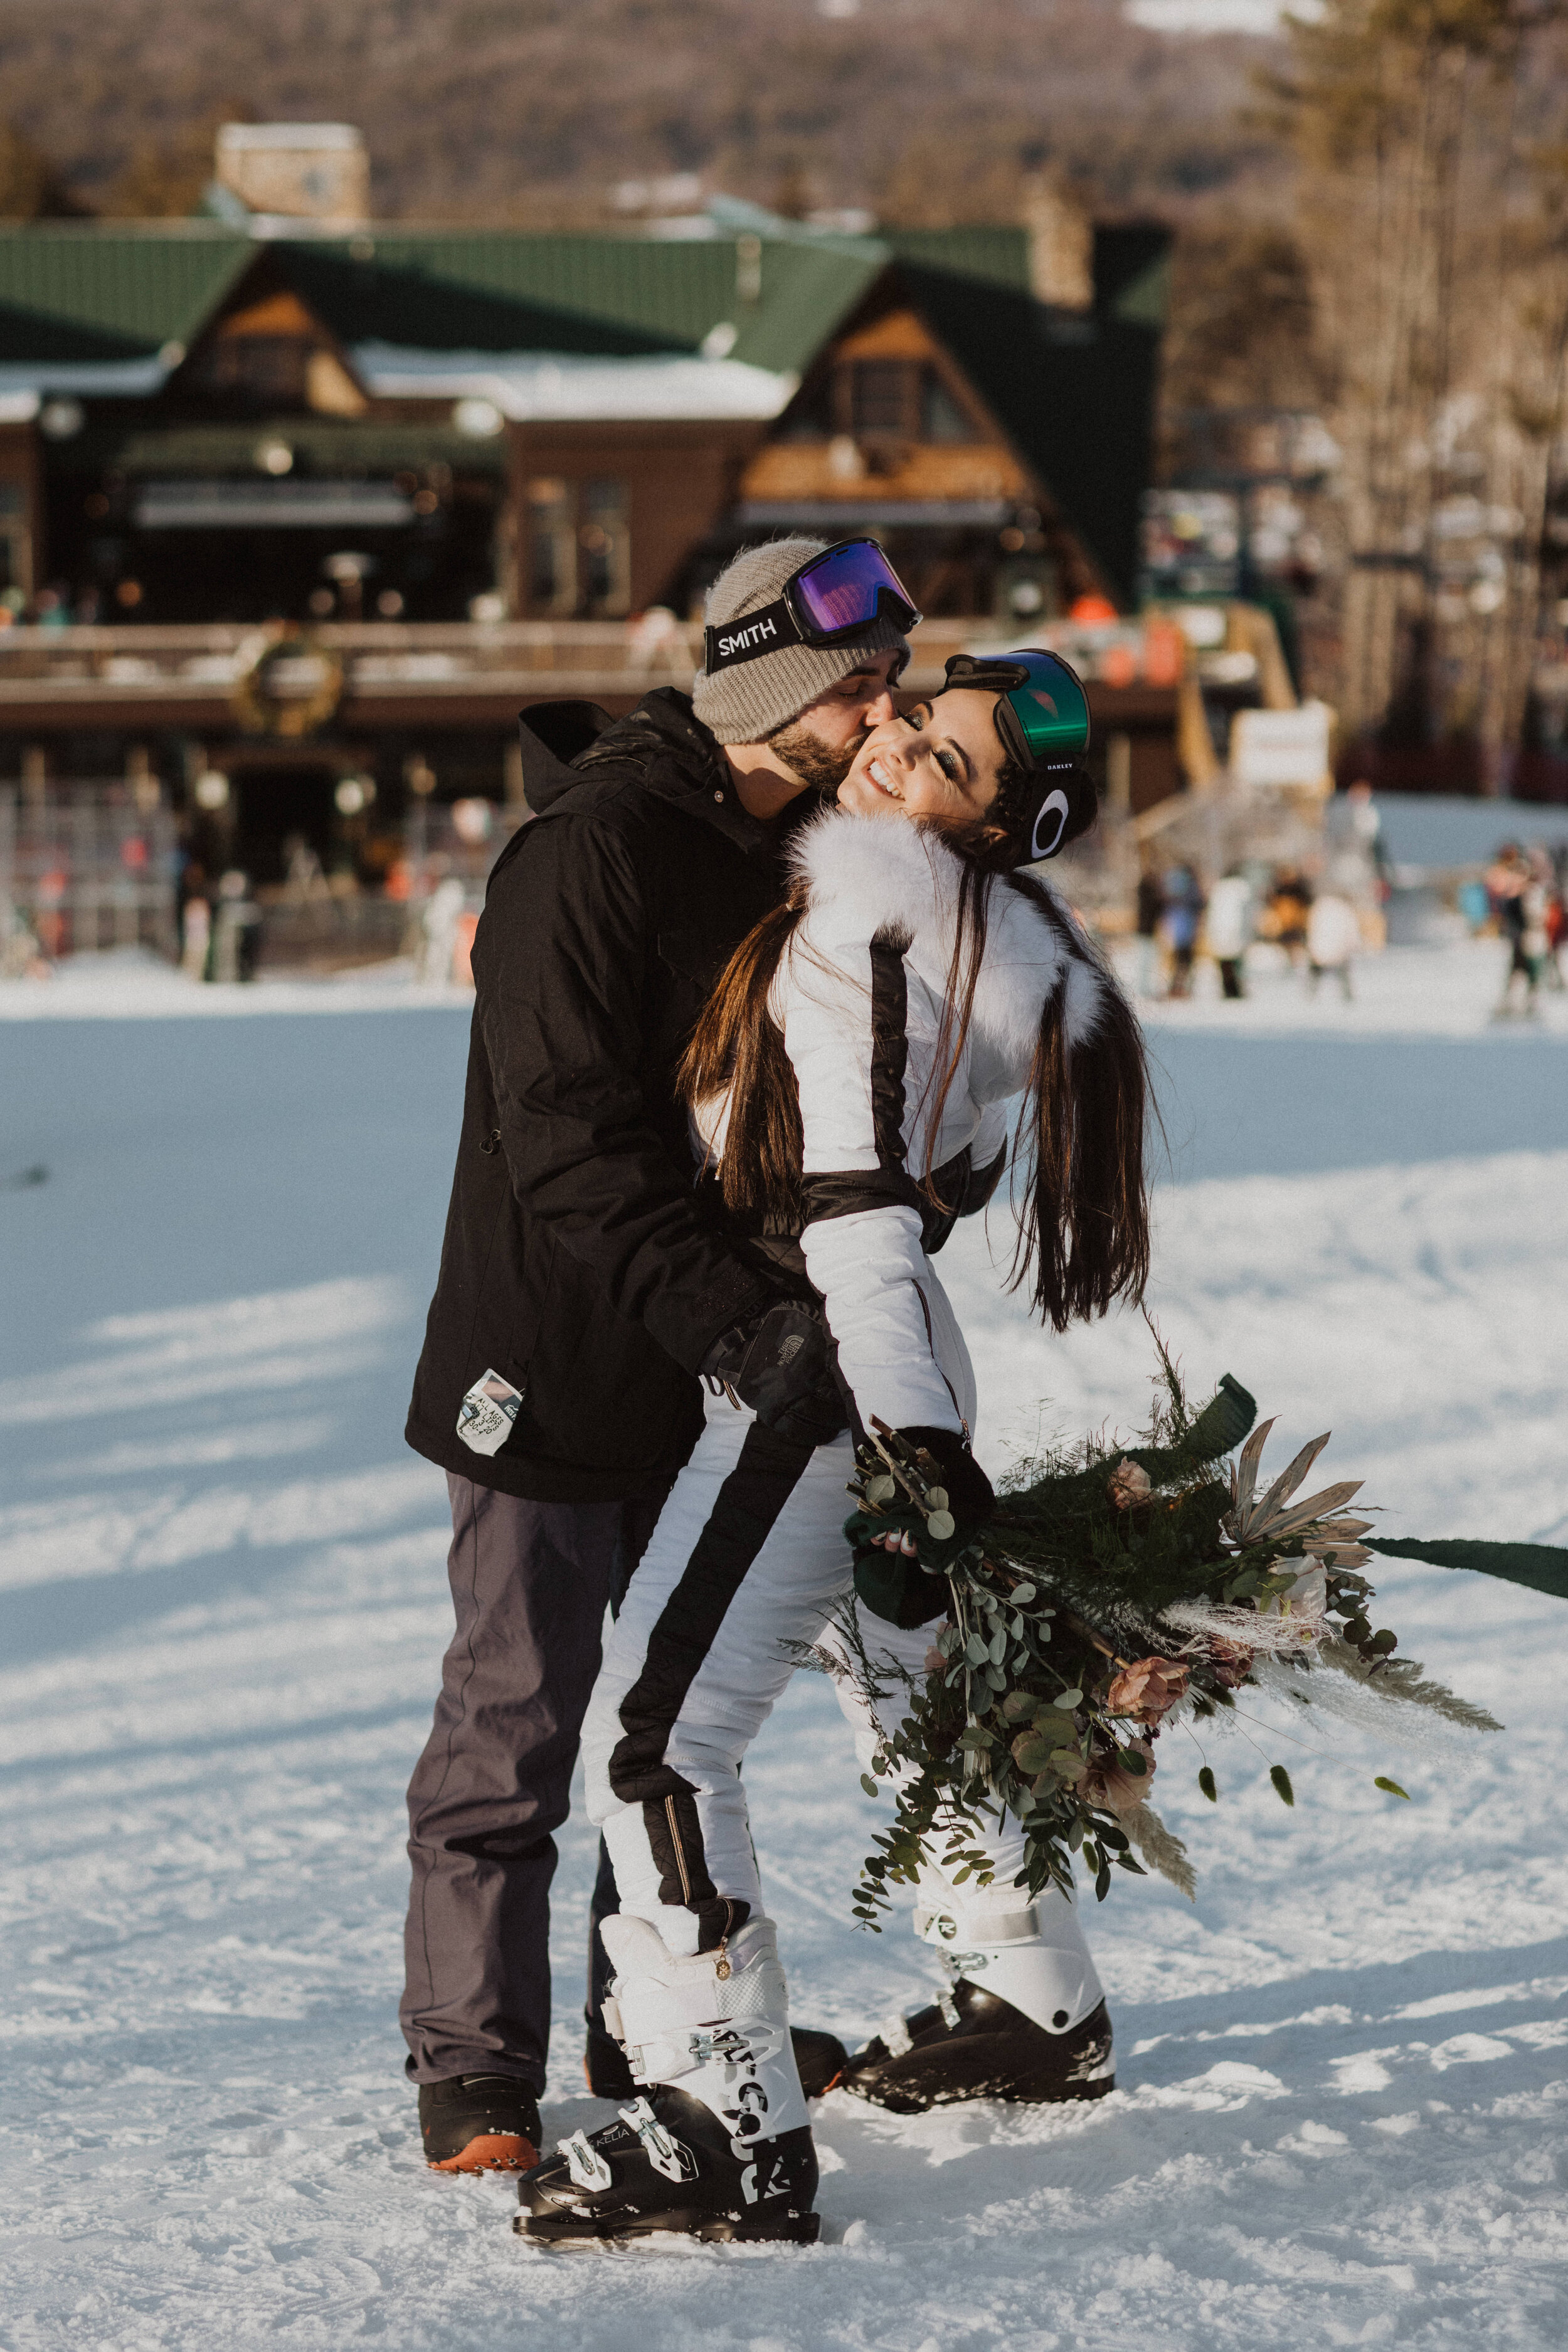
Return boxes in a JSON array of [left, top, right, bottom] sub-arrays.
[[787, 807, 1110, 1065]]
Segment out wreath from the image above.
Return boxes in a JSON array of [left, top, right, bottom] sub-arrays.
[[230, 628, 344, 739]]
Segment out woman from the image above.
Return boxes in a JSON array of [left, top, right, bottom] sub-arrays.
[[516, 653, 1152, 2248]]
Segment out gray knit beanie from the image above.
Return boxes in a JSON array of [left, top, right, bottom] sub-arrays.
[[692, 537, 911, 744]]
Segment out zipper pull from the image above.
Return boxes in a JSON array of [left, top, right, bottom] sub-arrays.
[[714, 1899, 738, 1979], [479, 1126, 502, 1155]]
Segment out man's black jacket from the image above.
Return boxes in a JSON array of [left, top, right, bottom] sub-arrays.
[[405, 689, 790, 1503]]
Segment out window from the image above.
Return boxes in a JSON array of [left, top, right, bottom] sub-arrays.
[[0, 479, 28, 595], [527, 479, 575, 615], [921, 369, 974, 443], [580, 478, 630, 617], [526, 476, 630, 618], [187, 335, 315, 408], [849, 361, 913, 437]]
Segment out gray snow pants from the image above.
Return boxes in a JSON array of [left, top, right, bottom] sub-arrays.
[[400, 1474, 662, 2089]]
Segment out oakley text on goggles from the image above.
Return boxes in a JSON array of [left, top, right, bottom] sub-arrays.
[[703, 538, 921, 674]]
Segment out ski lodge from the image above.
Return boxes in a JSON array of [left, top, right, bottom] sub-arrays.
[[0, 126, 1222, 957]]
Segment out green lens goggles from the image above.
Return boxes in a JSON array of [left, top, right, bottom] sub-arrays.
[[943, 649, 1091, 771], [941, 647, 1095, 862]]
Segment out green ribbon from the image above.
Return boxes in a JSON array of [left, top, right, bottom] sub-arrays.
[[1367, 1536, 1568, 1602]]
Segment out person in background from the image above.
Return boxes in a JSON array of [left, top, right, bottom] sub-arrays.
[[1204, 866, 1253, 1000], [1487, 843, 1545, 1018], [1533, 845, 1565, 993], [210, 869, 262, 983], [1305, 887, 1360, 1000], [177, 862, 210, 983], [1133, 863, 1163, 997], [1268, 870, 1312, 969], [1157, 862, 1204, 998]]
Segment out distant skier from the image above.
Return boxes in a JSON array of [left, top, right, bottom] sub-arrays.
[[1205, 867, 1254, 1000], [1305, 890, 1360, 1001], [1488, 843, 1549, 1018], [1157, 862, 1204, 998]]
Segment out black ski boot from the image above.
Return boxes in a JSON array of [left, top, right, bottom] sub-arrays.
[[515, 2090, 820, 2248], [584, 2016, 848, 2102], [840, 1981, 1115, 2114], [418, 2072, 541, 2172]]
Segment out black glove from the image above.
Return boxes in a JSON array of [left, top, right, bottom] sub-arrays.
[[701, 1300, 849, 1449], [845, 1426, 995, 1628]]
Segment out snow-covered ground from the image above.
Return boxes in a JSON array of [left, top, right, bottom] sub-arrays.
[[3, 940, 1566, 2350]]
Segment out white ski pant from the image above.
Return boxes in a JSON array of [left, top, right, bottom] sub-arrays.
[[580, 1386, 1102, 2032]]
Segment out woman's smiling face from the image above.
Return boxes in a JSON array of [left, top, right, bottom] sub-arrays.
[[836, 687, 1007, 826]]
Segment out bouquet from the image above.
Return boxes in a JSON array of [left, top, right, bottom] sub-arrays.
[[814, 1353, 1528, 1927]]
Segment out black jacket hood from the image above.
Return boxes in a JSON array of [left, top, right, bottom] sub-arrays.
[[519, 688, 729, 817]]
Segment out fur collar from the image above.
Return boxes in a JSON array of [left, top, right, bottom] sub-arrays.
[[787, 805, 1110, 1057]]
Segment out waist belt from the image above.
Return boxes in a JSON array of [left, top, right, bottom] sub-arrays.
[[802, 1140, 1005, 1255], [699, 1143, 1005, 1259]]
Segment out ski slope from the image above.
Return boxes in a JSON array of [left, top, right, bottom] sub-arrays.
[[3, 940, 1566, 2350]]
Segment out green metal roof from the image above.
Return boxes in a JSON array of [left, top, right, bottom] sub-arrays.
[[0, 220, 880, 378], [287, 230, 882, 374], [881, 227, 1033, 295], [0, 225, 251, 362]]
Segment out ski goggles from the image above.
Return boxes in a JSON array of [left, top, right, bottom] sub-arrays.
[[941, 649, 1094, 862], [702, 538, 921, 674]]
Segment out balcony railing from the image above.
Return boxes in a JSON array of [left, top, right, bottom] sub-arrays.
[[0, 617, 998, 723]]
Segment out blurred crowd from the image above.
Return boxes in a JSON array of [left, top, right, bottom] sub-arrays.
[[1130, 782, 1389, 1004], [1126, 787, 1567, 1016]]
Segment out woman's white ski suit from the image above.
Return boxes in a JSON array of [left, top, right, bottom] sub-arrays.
[[581, 807, 1117, 2052]]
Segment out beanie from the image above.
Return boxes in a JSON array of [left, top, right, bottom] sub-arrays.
[[691, 537, 911, 744]]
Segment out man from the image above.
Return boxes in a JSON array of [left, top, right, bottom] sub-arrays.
[[400, 538, 911, 2172]]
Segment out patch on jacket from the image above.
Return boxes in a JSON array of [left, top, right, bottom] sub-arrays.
[[457, 1369, 524, 1456]]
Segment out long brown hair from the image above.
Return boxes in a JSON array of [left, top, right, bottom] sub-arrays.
[[679, 809, 1151, 1327]]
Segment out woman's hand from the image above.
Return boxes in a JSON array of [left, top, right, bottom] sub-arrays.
[[844, 1426, 995, 1626]]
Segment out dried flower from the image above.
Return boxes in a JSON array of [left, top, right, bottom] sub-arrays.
[[1108, 1457, 1153, 1510], [1224, 1420, 1365, 1554], [1260, 1557, 1328, 1627], [1088, 1740, 1157, 1816], [1105, 1656, 1190, 1722], [1207, 1637, 1254, 1688]]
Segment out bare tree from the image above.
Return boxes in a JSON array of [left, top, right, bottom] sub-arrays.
[[1276, 0, 1568, 776]]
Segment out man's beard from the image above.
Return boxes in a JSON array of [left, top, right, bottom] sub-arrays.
[[763, 718, 863, 797]]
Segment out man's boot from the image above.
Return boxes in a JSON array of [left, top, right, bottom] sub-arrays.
[[517, 1915, 819, 2247], [418, 2073, 541, 2171], [840, 1888, 1115, 2114]]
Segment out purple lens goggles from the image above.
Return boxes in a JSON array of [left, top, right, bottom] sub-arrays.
[[787, 538, 921, 642], [702, 537, 920, 675]]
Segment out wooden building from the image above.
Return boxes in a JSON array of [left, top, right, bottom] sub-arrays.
[[0, 182, 1170, 891]]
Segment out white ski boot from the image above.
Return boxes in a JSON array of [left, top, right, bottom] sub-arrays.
[[516, 1914, 819, 2247], [842, 1884, 1115, 2113]]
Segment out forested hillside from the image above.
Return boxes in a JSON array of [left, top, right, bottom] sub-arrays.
[[0, 0, 1278, 225]]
